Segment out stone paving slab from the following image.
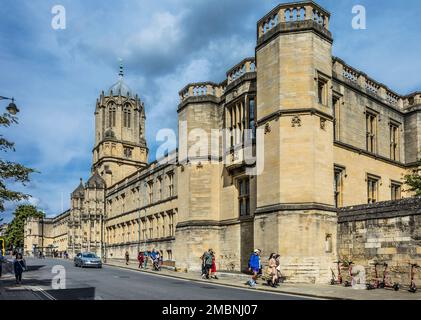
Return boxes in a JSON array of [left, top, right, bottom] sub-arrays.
[[105, 260, 421, 300]]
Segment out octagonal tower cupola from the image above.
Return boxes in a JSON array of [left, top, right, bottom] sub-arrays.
[[92, 62, 148, 187]]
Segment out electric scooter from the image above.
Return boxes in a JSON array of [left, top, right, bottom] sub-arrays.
[[408, 263, 420, 293], [379, 263, 400, 291], [366, 262, 381, 290], [330, 260, 343, 285]]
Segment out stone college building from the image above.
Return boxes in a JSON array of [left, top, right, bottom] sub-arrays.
[[24, 1, 421, 283]]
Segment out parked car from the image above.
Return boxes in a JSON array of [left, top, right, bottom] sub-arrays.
[[74, 252, 102, 268]]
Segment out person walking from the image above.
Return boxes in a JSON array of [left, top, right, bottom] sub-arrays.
[[137, 252, 145, 269], [153, 250, 161, 271], [143, 251, 149, 269], [210, 250, 218, 280], [275, 254, 282, 284], [268, 253, 278, 288], [201, 249, 213, 279], [13, 253, 26, 285], [248, 249, 261, 287], [125, 251, 130, 265]]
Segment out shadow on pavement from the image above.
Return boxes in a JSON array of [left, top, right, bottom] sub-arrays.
[[25, 265, 45, 272], [44, 287, 96, 300]]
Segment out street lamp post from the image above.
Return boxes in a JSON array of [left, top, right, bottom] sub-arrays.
[[0, 96, 20, 115]]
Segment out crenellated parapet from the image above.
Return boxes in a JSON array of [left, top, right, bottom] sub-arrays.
[[403, 92, 421, 109], [178, 82, 225, 103], [257, 1, 330, 42], [333, 57, 408, 109], [226, 57, 256, 85]]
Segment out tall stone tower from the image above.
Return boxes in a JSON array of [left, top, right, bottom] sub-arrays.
[[92, 64, 148, 186], [174, 82, 225, 271], [254, 2, 337, 283]]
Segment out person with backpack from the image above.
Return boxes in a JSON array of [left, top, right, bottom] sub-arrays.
[[200, 249, 213, 279], [248, 249, 261, 287], [14, 253, 26, 284]]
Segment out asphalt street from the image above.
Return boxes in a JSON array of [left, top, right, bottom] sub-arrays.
[[1, 258, 315, 300]]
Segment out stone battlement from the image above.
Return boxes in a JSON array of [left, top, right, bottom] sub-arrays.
[[338, 197, 421, 223], [333, 57, 421, 110], [178, 82, 225, 102], [257, 0, 330, 38], [226, 57, 256, 85]]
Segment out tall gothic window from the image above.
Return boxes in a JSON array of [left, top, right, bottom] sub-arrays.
[[108, 103, 116, 127], [249, 98, 256, 140], [238, 177, 250, 216], [334, 167, 344, 208], [123, 104, 132, 128], [333, 96, 341, 141], [366, 111, 377, 153], [391, 181, 402, 201], [389, 122, 400, 161], [367, 175, 379, 204]]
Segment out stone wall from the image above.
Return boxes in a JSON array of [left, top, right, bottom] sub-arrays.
[[338, 197, 421, 285]]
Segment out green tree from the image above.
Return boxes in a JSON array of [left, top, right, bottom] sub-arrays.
[[0, 112, 36, 212], [403, 160, 421, 196], [5, 205, 44, 248]]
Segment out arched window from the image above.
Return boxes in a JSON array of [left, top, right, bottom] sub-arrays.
[[108, 102, 116, 127], [123, 104, 132, 128]]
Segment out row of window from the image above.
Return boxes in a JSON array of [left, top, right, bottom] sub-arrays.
[[319, 77, 401, 162], [147, 172, 175, 205], [106, 103, 133, 128], [334, 168, 402, 208], [106, 212, 176, 244], [226, 97, 256, 148], [107, 172, 174, 216]]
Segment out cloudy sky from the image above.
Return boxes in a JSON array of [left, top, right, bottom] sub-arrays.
[[1, 0, 420, 221]]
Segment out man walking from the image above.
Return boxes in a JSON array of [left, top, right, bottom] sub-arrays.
[[248, 249, 261, 287], [201, 249, 213, 279], [125, 251, 130, 265]]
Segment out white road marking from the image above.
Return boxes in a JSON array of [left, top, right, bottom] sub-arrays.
[[25, 286, 57, 300]]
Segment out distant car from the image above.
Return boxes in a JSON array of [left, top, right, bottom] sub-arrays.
[[74, 252, 102, 268]]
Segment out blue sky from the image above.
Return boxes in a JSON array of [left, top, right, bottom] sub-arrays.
[[0, 0, 420, 221]]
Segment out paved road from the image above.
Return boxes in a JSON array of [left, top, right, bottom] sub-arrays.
[[3, 258, 314, 300]]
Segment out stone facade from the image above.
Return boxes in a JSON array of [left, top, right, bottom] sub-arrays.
[[338, 197, 421, 284], [23, 1, 421, 284]]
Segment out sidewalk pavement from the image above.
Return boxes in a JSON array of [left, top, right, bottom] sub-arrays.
[[0, 273, 41, 300], [105, 260, 421, 300]]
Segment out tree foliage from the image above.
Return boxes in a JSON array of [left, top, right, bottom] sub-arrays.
[[5, 205, 44, 248], [0, 112, 36, 212], [403, 160, 421, 196]]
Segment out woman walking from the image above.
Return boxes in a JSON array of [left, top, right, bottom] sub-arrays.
[[210, 250, 218, 280], [268, 253, 277, 288], [14, 253, 26, 285]]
